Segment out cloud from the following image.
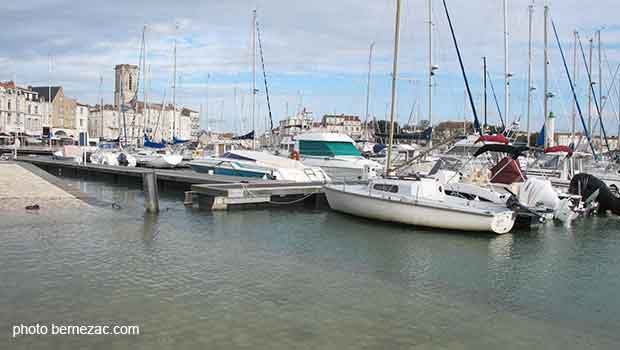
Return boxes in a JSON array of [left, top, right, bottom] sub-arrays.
[[2, 0, 620, 132]]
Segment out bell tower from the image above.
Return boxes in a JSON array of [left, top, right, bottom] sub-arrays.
[[114, 64, 138, 107]]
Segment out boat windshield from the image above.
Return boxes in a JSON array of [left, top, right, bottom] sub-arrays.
[[222, 152, 256, 162], [535, 154, 561, 169], [299, 140, 361, 157]]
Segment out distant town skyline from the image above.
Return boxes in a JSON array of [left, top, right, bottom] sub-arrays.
[[2, 0, 620, 134]]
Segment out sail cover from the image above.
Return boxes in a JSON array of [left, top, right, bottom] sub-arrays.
[[144, 134, 167, 149], [544, 145, 573, 156], [233, 131, 255, 140], [172, 136, 190, 145]]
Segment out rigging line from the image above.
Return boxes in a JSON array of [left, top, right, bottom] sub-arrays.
[[486, 70, 505, 129], [601, 49, 620, 111], [579, 62, 620, 139], [550, 18, 597, 159], [442, 0, 481, 134], [255, 17, 274, 133], [577, 34, 611, 153]]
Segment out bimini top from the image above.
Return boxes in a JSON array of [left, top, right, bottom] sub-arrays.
[[473, 144, 529, 159]]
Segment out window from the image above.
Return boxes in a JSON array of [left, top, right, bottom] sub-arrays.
[[373, 184, 399, 193], [129, 74, 133, 91], [8, 101, 11, 110], [35, 106, 38, 114], [28, 105, 31, 114]]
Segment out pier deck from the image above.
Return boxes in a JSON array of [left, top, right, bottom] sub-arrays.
[[16, 156, 263, 185], [15, 156, 329, 211], [190, 182, 326, 210]]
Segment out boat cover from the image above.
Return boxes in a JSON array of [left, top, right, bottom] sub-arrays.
[[473, 144, 528, 159], [490, 157, 527, 184], [475, 134, 510, 145]]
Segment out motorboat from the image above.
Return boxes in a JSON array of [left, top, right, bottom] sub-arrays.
[[434, 144, 585, 224], [189, 150, 330, 183], [294, 133, 383, 182]]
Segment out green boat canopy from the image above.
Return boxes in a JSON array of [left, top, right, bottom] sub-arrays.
[[299, 140, 361, 157]]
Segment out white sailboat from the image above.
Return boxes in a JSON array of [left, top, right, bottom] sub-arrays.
[[133, 148, 183, 169], [324, 0, 517, 234]]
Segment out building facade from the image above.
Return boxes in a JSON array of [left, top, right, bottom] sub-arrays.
[[321, 114, 363, 139], [0, 81, 45, 138], [31, 86, 79, 139]]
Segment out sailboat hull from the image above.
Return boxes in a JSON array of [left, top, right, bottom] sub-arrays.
[[137, 154, 183, 169], [324, 185, 515, 234]]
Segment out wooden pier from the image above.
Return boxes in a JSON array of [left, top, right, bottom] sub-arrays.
[[16, 156, 328, 212], [189, 182, 326, 210]]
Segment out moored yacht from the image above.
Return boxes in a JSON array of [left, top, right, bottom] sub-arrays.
[[189, 150, 330, 183], [324, 177, 516, 234], [294, 133, 383, 182]]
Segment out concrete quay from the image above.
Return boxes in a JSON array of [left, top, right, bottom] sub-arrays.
[[0, 162, 91, 211]]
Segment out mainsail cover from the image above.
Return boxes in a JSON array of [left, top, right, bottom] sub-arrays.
[[233, 131, 255, 140], [144, 134, 167, 149]]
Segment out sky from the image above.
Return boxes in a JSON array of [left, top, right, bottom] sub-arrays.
[[2, 0, 620, 135]]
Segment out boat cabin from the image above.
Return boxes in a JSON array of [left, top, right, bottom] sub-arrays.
[[369, 178, 446, 202]]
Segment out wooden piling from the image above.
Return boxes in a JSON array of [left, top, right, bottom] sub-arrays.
[[142, 171, 159, 213]]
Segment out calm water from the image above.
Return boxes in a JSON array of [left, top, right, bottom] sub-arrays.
[[1, 176, 620, 349]]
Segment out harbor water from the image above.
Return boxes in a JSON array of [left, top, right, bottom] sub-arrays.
[[1, 177, 620, 349]]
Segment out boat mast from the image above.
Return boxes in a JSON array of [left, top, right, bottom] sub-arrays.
[[587, 37, 593, 137], [99, 75, 103, 139], [386, 0, 402, 176], [526, 3, 533, 146], [364, 41, 375, 140], [543, 4, 550, 148], [427, 0, 434, 147], [483, 57, 487, 132], [172, 26, 177, 140], [48, 55, 52, 147], [205, 73, 210, 132], [503, 0, 510, 129], [251, 9, 257, 150], [143, 25, 149, 139], [571, 31, 578, 146], [598, 30, 603, 148]]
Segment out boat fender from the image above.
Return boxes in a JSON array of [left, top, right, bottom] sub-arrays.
[[291, 150, 300, 161], [117, 153, 129, 166]]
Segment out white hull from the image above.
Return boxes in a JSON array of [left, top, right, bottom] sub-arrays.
[[324, 185, 515, 234], [136, 154, 183, 169], [301, 157, 381, 182]]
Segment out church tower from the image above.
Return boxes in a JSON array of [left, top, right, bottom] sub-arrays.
[[114, 64, 138, 107]]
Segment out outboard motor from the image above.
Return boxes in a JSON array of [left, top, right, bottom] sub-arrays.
[[117, 153, 129, 167], [569, 173, 620, 216]]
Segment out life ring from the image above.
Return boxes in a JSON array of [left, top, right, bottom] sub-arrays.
[[291, 150, 300, 161]]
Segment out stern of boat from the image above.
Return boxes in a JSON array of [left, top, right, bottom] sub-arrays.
[[491, 211, 517, 235]]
